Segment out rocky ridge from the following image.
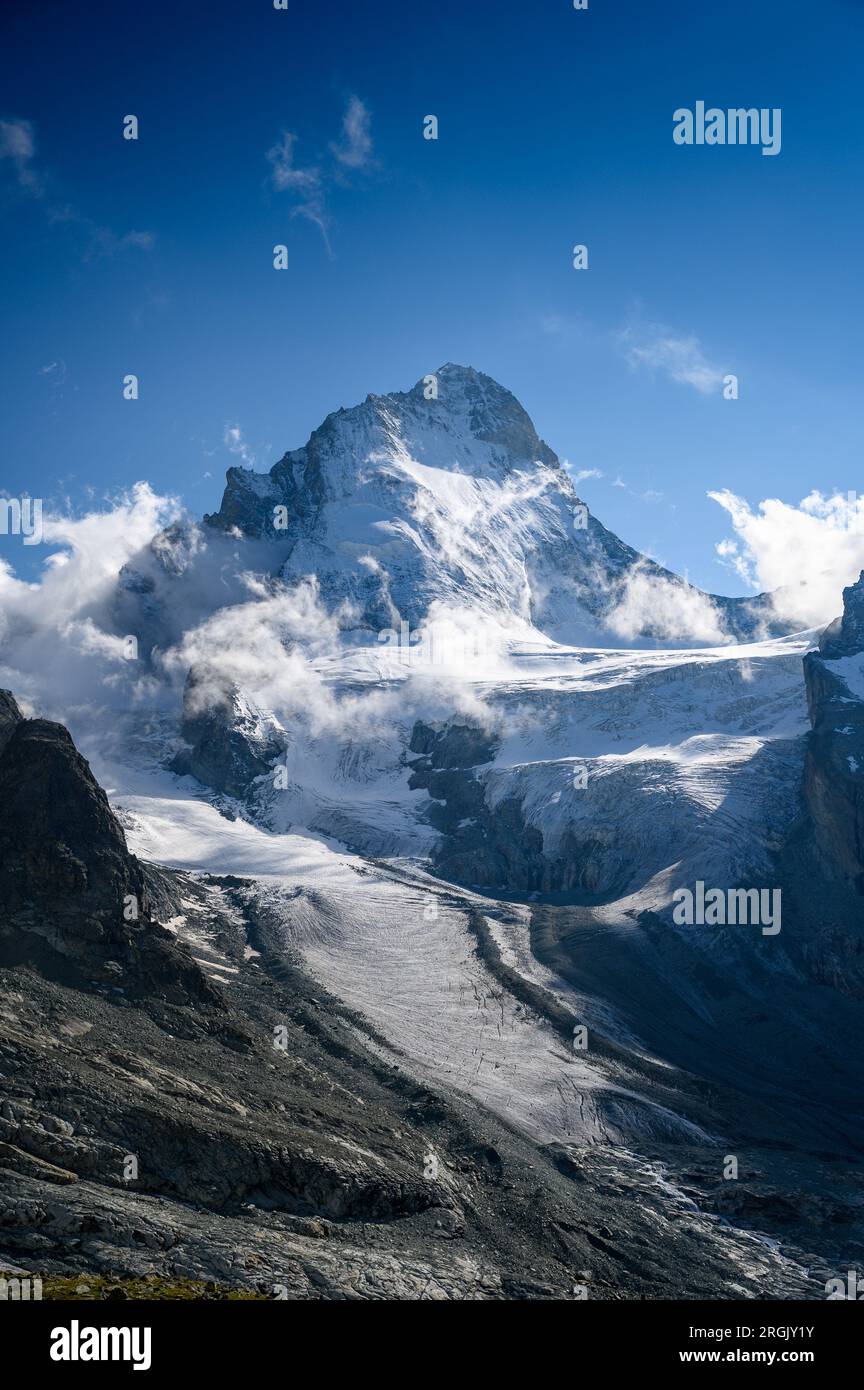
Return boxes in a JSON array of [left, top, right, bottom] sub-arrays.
[[803, 570, 864, 889]]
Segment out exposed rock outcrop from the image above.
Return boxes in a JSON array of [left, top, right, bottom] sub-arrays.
[[802, 572, 864, 889], [170, 667, 285, 800], [0, 692, 221, 1007], [408, 719, 499, 776], [0, 688, 23, 753], [409, 718, 615, 894]]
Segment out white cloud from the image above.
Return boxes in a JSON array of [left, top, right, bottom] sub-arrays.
[[606, 562, 728, 644], [620, 322, 726, 394], [267, 97, 373, 251], [710, 488, 864, 629], [161, 577, 353, 733], [224, 424, 256, 467], [266, 130, 330, 246], [329, 96, 373, 169], [0, 484, 181, 723], [266, 132, 320, 193], [0, 118, 41, 193], [0, 482, 503, 771]]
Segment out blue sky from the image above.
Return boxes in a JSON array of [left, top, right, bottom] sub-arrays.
[[1, 0, 862, 593]]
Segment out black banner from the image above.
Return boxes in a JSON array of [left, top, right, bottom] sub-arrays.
[[3, 1298, 857, 1375]]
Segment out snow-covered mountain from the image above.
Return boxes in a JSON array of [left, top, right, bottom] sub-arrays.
[[103, 363, 860, 976], [106, 367, 815, 907], [199, 362, 778, 646]]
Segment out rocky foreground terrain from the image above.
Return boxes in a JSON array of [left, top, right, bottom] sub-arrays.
[[0, 681, 861, 1300], [0, 700, 750, 1295]]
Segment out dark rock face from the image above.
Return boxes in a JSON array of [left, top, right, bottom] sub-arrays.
[[408, 719, 499, 774], [0, 693, 221, 1007], [170, 667, 285, 800], [802, 573, 864, 889], [818, 571, 864, 661], [408, 719, 611, 895], [436, 809, 608, 896], [0, 718, 145, 920], [0, 689, 22, 753], [408, 718, 606, 894]]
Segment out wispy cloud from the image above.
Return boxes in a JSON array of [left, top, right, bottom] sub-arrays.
[[58, 214, 155, 258], [607, 561, 728, 644], [564, 465, 603, 485], [539, 312, 569, 337], [0, 118, 42, 194], [224, 424, 256, 468], [606, 473, 665, 505], [329, 96, 373, 170], [0, 115, 154, 256], [619, 321, 726, 394], [267, 96, 373, 252], [266, 132, 321, 194], [266, 130, 329, 246], [39, 360, 67, 385]]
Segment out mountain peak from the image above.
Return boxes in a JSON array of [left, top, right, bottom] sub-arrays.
[[206, 365, 559, 540], [192, 366, 777, 643], [404, 363, 555, 467], [426, 362, 512, 396]]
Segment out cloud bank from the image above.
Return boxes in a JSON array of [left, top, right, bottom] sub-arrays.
[[710, 488, 864, 630]]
